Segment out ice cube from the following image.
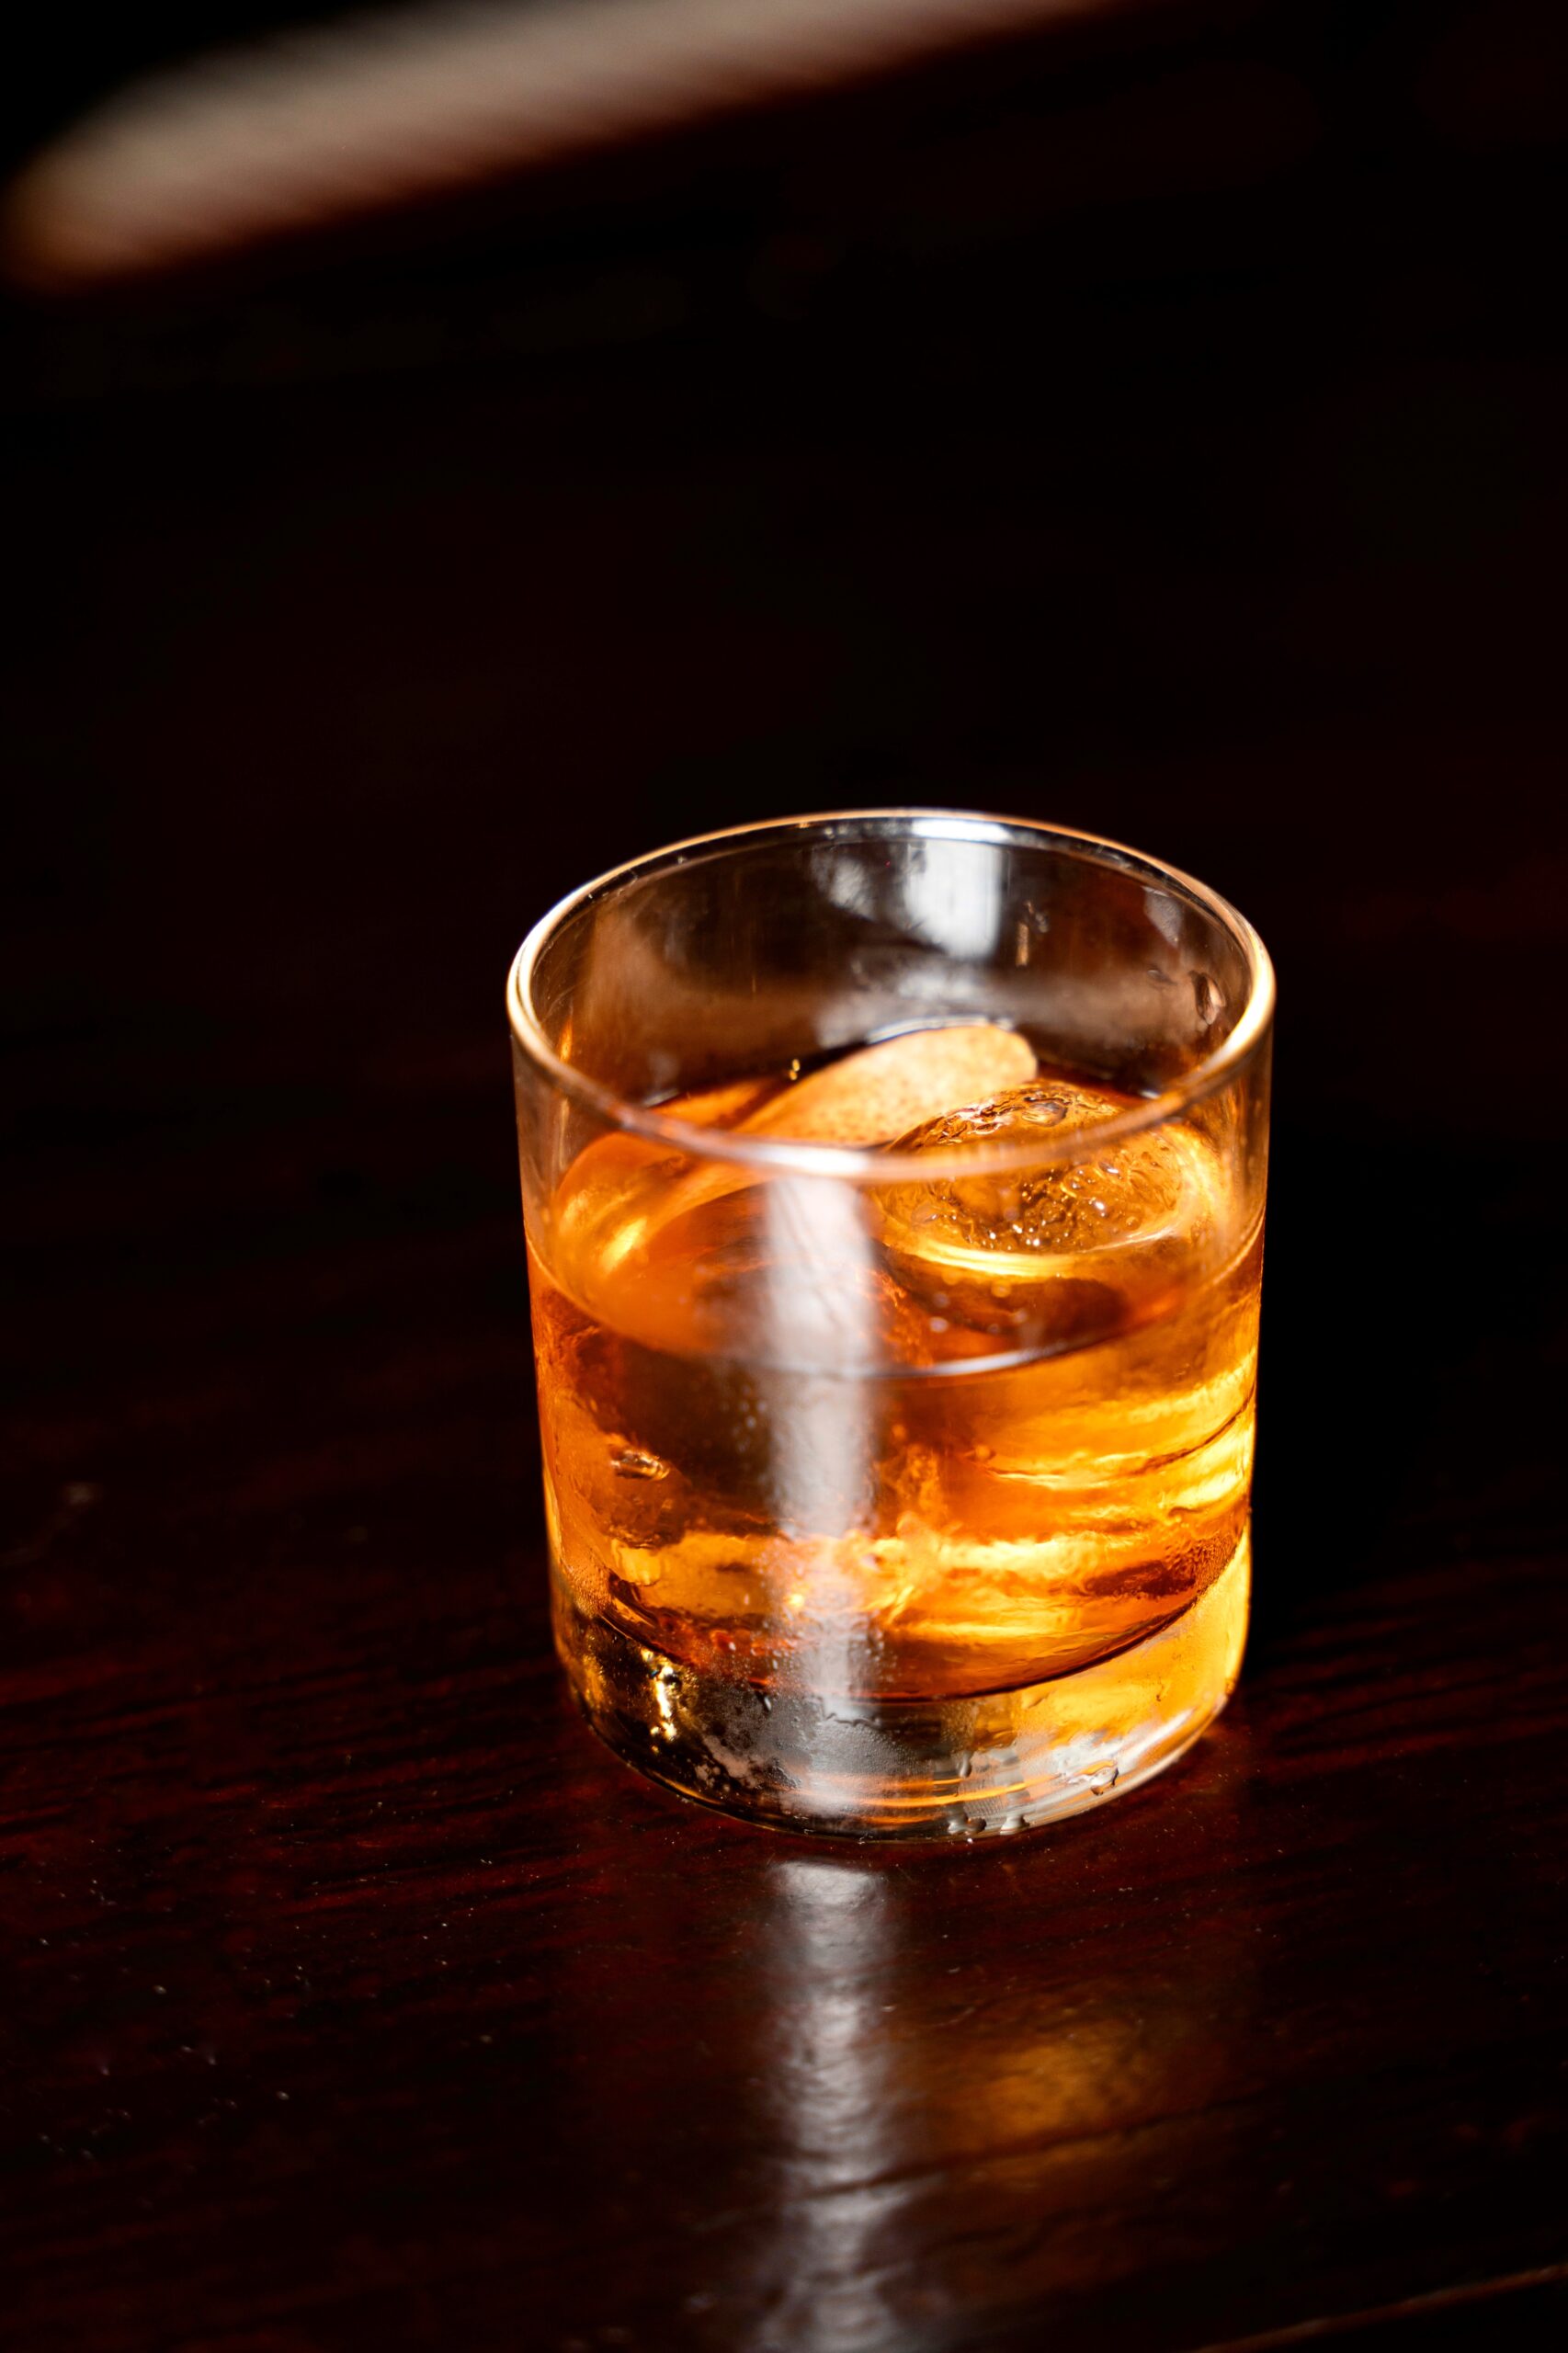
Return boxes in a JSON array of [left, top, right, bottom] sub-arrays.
[[552, 1024, 1039, 1350], [876, 1079, 1223, 1345], [554, 1143, 934, 1370]]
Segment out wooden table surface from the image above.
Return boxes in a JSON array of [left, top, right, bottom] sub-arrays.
[[5, 12, 1568, 2343]]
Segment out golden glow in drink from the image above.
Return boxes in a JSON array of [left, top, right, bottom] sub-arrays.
[[528, 1023, 1261, 1836]]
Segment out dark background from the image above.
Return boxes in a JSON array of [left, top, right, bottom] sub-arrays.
[[3, 3, 1566, 2347]]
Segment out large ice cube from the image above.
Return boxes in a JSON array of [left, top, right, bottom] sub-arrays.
[[551, 1024, 1038, 1357], [876, 1079, 1224, 1346]]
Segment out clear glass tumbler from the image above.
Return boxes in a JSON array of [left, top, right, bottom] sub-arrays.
[[508, 812, 1273, 1839]]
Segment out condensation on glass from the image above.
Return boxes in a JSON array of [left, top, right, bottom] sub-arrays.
[[509, 813, 1274, 1839]]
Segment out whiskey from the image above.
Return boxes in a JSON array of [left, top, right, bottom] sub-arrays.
[[528, 1024, 1260, 1836]]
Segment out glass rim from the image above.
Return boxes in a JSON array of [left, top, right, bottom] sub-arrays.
[[506, 809, 1275, 1184]]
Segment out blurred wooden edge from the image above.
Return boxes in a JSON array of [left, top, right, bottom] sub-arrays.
[[3, 0, 1126, 290]]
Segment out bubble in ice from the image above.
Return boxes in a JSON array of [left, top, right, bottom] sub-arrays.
[[877, 1080, 1220, 1339], [612, 1448, 670, 1483], [887, 1082, 1188, 1250]]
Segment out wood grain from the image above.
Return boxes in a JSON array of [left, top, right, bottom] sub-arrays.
[[4, 824, 1564, 2353]]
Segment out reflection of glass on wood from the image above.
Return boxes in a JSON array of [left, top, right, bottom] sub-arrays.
[[747, 1859, 900, 2352]]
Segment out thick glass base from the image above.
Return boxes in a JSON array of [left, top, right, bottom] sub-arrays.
[[552, 1530, 1250, 1841]]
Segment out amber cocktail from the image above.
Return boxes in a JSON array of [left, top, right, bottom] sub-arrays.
[[510, 814, 1272, 1838]]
